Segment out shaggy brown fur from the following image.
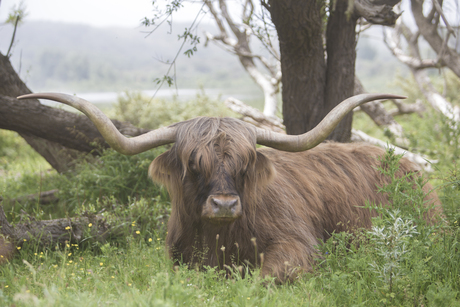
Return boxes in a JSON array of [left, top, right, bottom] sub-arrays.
[[148, 117, 441, 283]]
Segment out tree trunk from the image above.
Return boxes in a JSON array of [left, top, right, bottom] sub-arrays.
[[0, 53, 76, 172], [322, 0, 358, 141], [269, 0, 327, 136], [269, 0, 357, 142], [0, 95, 149, 153]]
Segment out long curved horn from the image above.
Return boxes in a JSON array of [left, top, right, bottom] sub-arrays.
[[17, 93, 177, 155], [255, 93, 406, 152]]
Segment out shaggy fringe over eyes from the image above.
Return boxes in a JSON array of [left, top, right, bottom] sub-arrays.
[[171, 117, 259, 180]]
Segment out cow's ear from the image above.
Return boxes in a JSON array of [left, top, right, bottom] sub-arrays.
[[254, 151, 276, 187], [149, 150, 182, 187]]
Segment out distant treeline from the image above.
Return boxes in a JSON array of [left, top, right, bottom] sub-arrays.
[[0, 21, 405, 94]]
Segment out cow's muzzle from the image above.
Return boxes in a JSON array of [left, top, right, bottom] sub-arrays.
[[202, 194, 242, 224]]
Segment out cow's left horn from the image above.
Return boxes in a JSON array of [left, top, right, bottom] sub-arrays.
[[255, 93, 406, 152], [17, 93, 177, 155]]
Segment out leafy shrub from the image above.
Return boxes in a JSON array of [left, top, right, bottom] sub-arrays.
[[111, 90, 236, 129], [312, 149, 459, 306], [56, 147, 169, 213]]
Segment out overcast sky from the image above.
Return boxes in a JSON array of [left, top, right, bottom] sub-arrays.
[[0, 0, 206, 28]]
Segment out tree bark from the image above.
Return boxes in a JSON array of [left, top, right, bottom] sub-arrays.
[[0, 205, 113, 249], [354, 0, 402, 25], [268, 0, 327, 136], [322, 0, 358, 141]]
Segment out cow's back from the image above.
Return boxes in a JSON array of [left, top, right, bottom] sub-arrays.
[[256, 142, 440, 242]]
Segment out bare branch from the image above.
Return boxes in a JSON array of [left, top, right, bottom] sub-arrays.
[[382, 9, 460, 125], [6, 16, 20, 57], [204, 0, 228, 37], [219, 0, 242, 38], [242, 0, 255, 23], [383, 23, 441, 69], [432, 0, 456, 38], [411, 0, 460, 78], [388, 99, 426, 117], [412, 69, 460, 123], [354, 0, 402, 25], [203, 0, 280, 117], [223, 97, 434, 172], [354, 77, 407, 144], [224, 97, 284, 132], [351, 129, 436, 172]]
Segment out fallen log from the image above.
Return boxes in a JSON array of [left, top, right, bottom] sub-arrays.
[[0, 205, 111, 246], [0, 205, 128, 263], [0, 189, 59, 205]]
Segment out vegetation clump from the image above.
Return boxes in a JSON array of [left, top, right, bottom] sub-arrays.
[[112, 90, 236, 130]]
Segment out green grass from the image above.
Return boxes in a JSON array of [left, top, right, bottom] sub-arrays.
[[1, 92, 460, 305], [1, 233, 329, 306]]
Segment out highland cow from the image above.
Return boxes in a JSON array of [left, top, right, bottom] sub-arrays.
[[16, 93, 441, 282]]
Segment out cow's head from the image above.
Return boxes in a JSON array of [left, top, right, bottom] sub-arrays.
[[148, 117, 275, 224], [17, 92, 405, 225]]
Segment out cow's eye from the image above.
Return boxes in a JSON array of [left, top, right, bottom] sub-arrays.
[[188, 159, 201, 175], [189, 161, 197, 173]]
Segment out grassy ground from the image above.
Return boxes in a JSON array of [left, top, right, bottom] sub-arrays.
[[1, 93, 459, 306]]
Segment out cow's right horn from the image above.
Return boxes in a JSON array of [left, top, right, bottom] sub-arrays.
[[17, 93, 177, 155], [255, 93, 406, 152]]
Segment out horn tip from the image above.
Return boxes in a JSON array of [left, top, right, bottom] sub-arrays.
[[17, 94, 31, 100]]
